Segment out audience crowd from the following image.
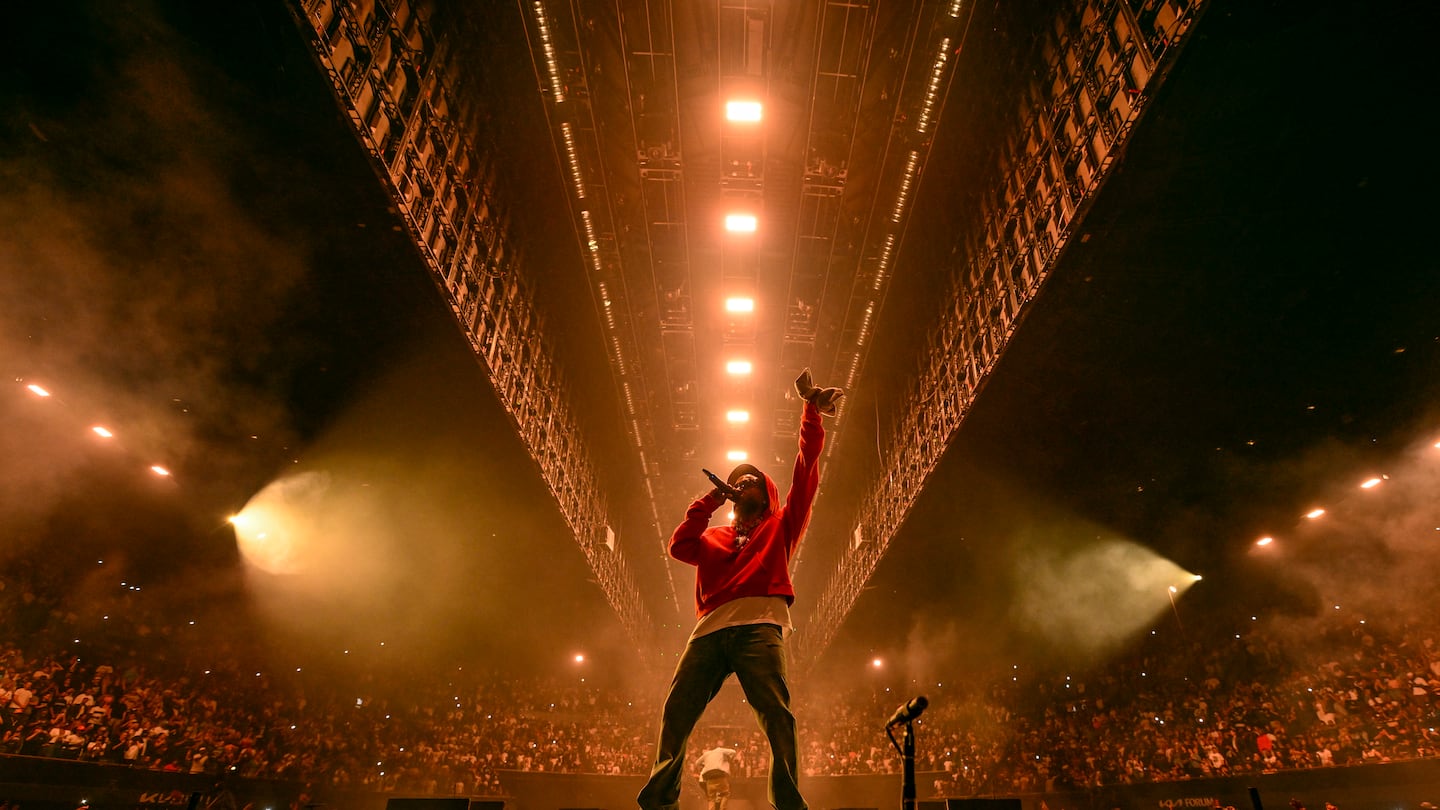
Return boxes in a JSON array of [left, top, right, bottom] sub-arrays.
[[1, 567, 1438, 799]]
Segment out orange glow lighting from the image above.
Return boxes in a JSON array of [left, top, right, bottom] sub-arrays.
[[726, 450, 748, 461], [26, 384, 51, 397], [1360, 477, 1382, 489], [726, 410, 750, 423], [150, 465, 171, 477], [725, 297, 755, 313], [91, 426, 113, 438], [1305, 508, 1325, 519], [1256, 536, 1274, 547]]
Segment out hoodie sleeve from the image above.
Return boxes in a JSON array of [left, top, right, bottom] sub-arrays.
[[669, 491, 726, 565], [780, 400, 825, 553]]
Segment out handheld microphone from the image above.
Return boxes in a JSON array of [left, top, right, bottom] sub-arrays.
[[702, 468, 741, 499], [886, 695, 928, 727]]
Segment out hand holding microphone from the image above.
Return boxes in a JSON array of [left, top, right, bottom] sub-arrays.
[[703, 468, 742, 501]]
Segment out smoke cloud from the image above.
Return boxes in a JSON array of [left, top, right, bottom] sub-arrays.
[[1, 2, 309, 564]]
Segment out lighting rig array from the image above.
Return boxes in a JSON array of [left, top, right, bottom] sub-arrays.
[[798, 0, 1208, 666], [290, 0, 657, 651]]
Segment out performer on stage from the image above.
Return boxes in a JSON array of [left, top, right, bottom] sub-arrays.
[[694, 744, 737, 810], [637, 369, 843, 810]]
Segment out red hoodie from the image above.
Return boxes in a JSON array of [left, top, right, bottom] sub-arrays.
[[669, 401, 825, 617]]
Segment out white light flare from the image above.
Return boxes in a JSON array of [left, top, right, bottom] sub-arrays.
[[726, 360, 753, 375], [1256, 536, 1274, 547], [724, 214, 757, 233], [91, 426, 114, 438], [149, 465, 171, 477], [1360, 477, 1382, 490], [726, 410, 750, 423], [1305, 508, 1325, 519], [726, 450, 748, 462], [725, 100, 763, 122], [725, 297, 755, 313], [26, 384, 51, 397]]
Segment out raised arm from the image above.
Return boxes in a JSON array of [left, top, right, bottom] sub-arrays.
[[781, 364, 844, 550]]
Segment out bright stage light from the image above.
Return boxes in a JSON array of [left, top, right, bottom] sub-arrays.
[[726, 360, 752, 375], [231, 503, 301, 576], [91, 426, 113, 438], [724, 214, 757, 233], [26, 384, 50, 397], [1360, 477, 1382, 489], [726, 450, 748, 461], [573, 654, 585, 664], [1256, 536, 1274, 547], [1305, 508, 1325, 519], [149, 465, 171, 477], [1011, 536, 1196, 658], [726, 410, 750, 423], [871, 658, 883, 669], [725, 297, 755, 313], [725, 100, 762, 122]]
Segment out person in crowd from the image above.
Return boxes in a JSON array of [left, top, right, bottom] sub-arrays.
[[695, 744, 738, 810]]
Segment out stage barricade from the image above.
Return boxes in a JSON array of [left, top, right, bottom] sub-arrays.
[[5, 757, 1440, 810], [0, 754, 302, 810]]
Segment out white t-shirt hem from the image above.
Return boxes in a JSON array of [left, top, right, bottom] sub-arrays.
[[689, 595, 793, 642]]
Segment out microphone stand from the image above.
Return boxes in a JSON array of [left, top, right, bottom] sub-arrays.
[[885, 721, 917, 810]]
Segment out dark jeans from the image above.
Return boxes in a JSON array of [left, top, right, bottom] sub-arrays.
[[637, 623, 805, 810]]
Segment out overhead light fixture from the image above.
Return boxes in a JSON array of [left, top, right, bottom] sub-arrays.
[[26, 384, 51, 397], [725, 100, 762, 122], [725, 360, 753, 375], [726, 410, 750, 423], [150, 465, 172, 477], [91, 426, 113, 438], [726, 450, 748, 461], [1360, 477, 1382, 489], [724, 214, 757, 233], [725, 297, 755, 313], [1255, 536, 1274, 547], [1304, 508, 1325, 519]]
